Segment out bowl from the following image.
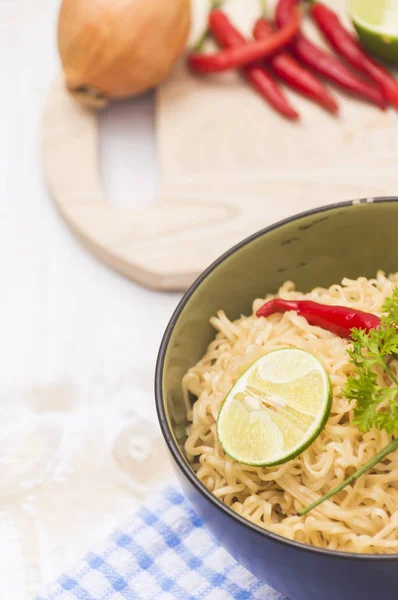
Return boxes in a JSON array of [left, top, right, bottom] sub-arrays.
[[155, 197, 398, 600]]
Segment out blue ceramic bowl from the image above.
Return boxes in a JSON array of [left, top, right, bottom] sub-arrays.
[[155, 198, 398, 600]]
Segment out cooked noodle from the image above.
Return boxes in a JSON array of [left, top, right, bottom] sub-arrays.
[[183, 272, 398, 554]]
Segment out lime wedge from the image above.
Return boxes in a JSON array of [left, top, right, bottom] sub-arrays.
[[350, 0, 398, 64], [217, 348, 332, 467]]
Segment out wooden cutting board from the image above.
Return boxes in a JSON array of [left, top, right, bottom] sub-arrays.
[[42, 0, 398, 291]]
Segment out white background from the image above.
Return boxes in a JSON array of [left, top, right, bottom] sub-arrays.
[[1, 1, 179, 597]]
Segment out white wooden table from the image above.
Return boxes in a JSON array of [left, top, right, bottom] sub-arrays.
[[2, 2, 177, 598]]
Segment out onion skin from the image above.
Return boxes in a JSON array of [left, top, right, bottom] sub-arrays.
[[58, 0, 191, 105]]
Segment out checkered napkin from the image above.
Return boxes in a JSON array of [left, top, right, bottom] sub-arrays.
[[36, 487, 287, 600]]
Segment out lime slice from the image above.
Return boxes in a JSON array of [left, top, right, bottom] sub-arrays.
[[217, 348, 332, 467], [350, 0, 398, 64]]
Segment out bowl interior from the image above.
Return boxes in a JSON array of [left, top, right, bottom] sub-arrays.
[[159, 199, 398, 463]]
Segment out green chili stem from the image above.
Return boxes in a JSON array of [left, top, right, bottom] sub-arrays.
[[192, 29, 210, 53], [191, 0, 226, 52], [298, 437, 398, 516], [259, 0, 268, 17]]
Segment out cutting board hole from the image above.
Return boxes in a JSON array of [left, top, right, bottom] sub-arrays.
[[99, 92, 159, 210]]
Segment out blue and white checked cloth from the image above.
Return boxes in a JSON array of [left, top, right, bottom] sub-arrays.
[[36, 487, 288, 600]]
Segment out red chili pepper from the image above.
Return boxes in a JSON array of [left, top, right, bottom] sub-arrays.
[[275, 0, 387, 110], [311, 2, 398, 109], [188, 8, 300, 73], [253, 17, 338, 114], [256, 298, 381, 338], [208, 10, 299, 120]]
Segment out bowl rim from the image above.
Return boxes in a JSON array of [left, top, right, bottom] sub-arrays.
[[155, 196, 398, 561]]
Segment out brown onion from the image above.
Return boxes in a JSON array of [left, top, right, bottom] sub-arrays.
[[58, 0, 191, 107]]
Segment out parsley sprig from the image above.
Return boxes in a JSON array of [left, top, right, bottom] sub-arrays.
[[345, 325, 398, 435], [299, 287, 398, 516]]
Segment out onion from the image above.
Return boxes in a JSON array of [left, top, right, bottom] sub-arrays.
[[57, 0, 191, 107]]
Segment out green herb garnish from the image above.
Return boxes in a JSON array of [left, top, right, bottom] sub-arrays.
[[299, 287, 398, 516], [345, 327, 398, 435]]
